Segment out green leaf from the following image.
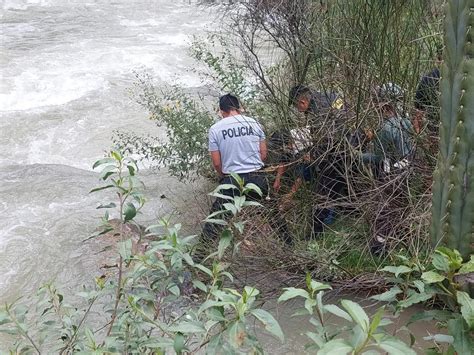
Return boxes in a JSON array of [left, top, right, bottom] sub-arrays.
[[84, 326, 95, 345], [218, 229, 232, 258], [413, 280, 425, 293], [233, 195, 245, 211], [96, 202, 116, 209], [377, 337, 416, 355], [193, 264, 213, 277], [304, 298, 317, 314], [99, 165, 117, 180], [408, 310, 453, 324], [435, 248, 462, 271], [127, 164, 136, 176], [168, 321, 205, 334], [203, 218, 228, 226], [242, 200, 261, 207], [398, 291, 433, 309], [423, 334, 454, 343], [223, 202, 238, 215], [318, 339, 353, 355], [310, 280, 332, 293], [305, 331, 324, 347], [447, 317, 474, 355], [192, 280, 207, 293], [457, 291, 474, 330], [228, 321, 246, 348], [82, 226, 113, 242], [110, 150, 122, 161], [369, 307, 385, 334], [168, 284, 180, 296], [198, 300, 229, 314], [432, 253, 450, 272], [119, 239, 132, 260], [208, 192, 234, 200], [250, 309, 284, 342], [381, 265, 413, 277], [278, 288, 310, 302], [421, 271, 446, 284], [89, 184, 114, 193], [233, 221, 245, 234], [341, 299, 370, 332], [214, 184, 238, 193], [350, 324, 366, 349], [0, 311, 11, 326], [182, 253, 194, 266], [371, 286, 402, 302], [324, 304, 351, 321], [243, 183, 262, 197], [458, 255, 474, 274], [92, 157, 115, 169], [123, 202, 137, 222], [173, 333, 185, 354]]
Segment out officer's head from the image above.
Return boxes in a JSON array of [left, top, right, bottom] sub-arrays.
[[374, 82, 403, 117], [219, 94, 241, 116], [289, 85, 312, 113]]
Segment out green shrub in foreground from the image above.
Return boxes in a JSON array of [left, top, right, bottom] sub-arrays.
[[1, 151, 472, 354]]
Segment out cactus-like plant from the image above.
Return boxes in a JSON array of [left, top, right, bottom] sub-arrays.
[[431, 0, 474, 259]]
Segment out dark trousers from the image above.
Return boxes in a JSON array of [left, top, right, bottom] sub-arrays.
[[202, 172, 268, 240], [313, 169, 346, 233], [307, 161, 346, 235]]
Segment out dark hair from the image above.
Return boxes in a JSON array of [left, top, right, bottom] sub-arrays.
[[288, 85, 311, 106], [219, 94, 240, 112]]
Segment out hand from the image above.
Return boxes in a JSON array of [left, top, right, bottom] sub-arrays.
[[273, 178, 281, 192], [364, 128, 374, 140], [279, 193, 294, 211]]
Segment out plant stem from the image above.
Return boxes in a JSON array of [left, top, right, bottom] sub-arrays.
[[107, 159, 125, 337], [59, 296, 98, 354], [7, 306, 42, 354]]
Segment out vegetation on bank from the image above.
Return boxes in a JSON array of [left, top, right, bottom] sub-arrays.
[[0, 151, 472, 354], [114, 0, 471, 279]]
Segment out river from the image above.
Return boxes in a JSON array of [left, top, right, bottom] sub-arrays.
[[0, 0, 213, 302]]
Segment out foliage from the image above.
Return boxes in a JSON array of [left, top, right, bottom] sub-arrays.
[[373, 248, 474, 354], [0, 152, 472, 354], [0, 153, 284, 354], [278, 274, 416, 355], [114, 74, 215, 181]]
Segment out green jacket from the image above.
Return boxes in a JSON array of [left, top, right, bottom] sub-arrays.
[[362, 116, 413, 168], [373, 115, 414, 163]]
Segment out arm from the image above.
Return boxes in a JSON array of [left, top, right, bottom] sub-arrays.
[[280, 177, 303, 210], [259, 139, 268, 162], [273, 164, 286, 192], [210, 150, 223, 177], [412, 109, 424, 134], [289, 177, 303, 196]]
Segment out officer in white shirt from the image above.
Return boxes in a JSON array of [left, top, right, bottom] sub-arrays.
[[202, 94, 268, 240]]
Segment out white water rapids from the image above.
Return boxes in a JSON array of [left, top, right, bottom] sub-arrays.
[[0, 0, 213, 302]]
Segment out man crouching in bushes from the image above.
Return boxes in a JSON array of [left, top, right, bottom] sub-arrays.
[[195, 94, 268, 260]]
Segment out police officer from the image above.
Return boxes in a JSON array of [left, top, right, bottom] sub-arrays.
[[201, 93, 268, 240], [275, 85, 348, 239]]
